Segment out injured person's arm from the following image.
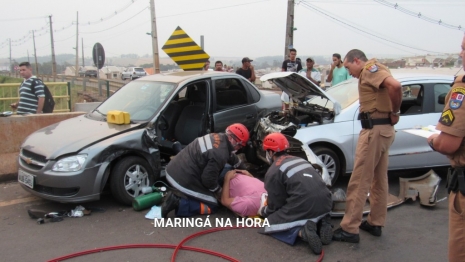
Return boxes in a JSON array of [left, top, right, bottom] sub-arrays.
[[220, 170, 237, 209]]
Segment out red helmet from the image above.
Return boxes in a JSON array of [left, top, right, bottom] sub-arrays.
[[226, 123, 249, 146], [263, 133, 289, 152]]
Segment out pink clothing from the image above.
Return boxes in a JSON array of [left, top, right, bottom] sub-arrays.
[[229, 174, 266, 217]]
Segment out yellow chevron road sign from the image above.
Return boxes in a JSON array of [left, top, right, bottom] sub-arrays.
[[162, 26, 209, 71]]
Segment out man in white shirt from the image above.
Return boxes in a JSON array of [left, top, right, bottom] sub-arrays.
[[299, 57, 321, 86]]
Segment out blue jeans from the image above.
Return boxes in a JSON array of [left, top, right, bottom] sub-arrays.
[[270, 226, 301, 245], [176, 198, 218, 217]]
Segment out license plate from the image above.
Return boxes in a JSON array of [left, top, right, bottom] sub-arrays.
[[18, 170, 34, 189]]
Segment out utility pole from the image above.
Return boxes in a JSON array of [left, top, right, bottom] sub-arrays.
[[49, 15, 57, 81], [32, 31, 39, 75], [75, 12, 79, 76], [149, 0, 160, 74], [284, 0, 295, 59], [27, 50, 30, 63], [200, 35, 204, 50], [9, 38, 11, 73], [81, 38, 84, 67]]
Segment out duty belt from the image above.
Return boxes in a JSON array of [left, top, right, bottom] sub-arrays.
[[358, 112, 391, 129], [446, 167, 465, 195]]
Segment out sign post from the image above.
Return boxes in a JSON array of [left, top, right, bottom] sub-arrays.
[[92, 43, 105, 96]]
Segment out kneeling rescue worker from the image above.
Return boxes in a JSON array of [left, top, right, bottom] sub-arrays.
[[162, 123, 249, 218], [258, 133, 333, 255]]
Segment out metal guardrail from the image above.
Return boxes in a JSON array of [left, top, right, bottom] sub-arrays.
[[0, 82, 71, 112], [0, 73, 127, 109]]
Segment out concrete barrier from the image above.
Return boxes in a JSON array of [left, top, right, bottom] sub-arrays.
[[0, 112, 85, 182]]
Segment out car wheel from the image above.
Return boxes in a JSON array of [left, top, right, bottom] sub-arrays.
[[121, 75, 125, 80], [110, 156, 154, 205], [130, 76, 133, 80], [312, 146, 340, 185]]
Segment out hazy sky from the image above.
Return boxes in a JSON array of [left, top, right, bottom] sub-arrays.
[[0, 0, 464, 61]]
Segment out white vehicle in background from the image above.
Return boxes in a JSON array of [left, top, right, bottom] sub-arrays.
[[121, 67, 147, 80]]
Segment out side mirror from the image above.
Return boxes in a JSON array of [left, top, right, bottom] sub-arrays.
[[438, 93, 446, 105]]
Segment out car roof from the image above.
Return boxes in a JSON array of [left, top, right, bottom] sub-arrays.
[[136, 71, 235, 84], [392, 73, 454, 82]]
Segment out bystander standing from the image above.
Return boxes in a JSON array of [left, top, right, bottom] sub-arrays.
[[10, 62, 45, 114], [236, 57, 256, 82]]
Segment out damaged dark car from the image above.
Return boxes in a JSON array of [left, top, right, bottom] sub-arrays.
[[17, 71, 330, 205]]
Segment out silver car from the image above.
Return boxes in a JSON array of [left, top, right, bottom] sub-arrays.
[[262, 72, 452, 185], [121, 67, 147, 80]]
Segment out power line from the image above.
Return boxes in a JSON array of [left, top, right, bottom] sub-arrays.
[[1, 0, 140, 50], [298, 2, 417, 54], [373, 0, 464, 31], [157, 0, 271, 19], [80, 0, 139, 26], [300, 1, 444, 54], [81, 7, 149, 34]]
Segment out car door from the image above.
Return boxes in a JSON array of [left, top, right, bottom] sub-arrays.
[[211, 76, 258, 133], [388, 80, 451, 169]]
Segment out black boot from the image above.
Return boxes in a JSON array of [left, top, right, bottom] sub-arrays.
[[300, 220, 322, 255], [332, 227, 360, 243], [161, 191, 180, 218], [359, 220, 382, 236], [318, 214, 333, 245]]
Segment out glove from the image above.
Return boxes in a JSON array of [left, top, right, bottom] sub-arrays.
[[258, 193, 268, 216]]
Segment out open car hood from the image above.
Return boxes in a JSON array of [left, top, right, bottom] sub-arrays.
[[260, 72, 341, 115]]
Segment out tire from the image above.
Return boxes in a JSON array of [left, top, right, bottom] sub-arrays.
[[312, 146, 340, 186], [110, 156, 154, 205], [121, 74, 125, 80], [130, 76, 133, 81]]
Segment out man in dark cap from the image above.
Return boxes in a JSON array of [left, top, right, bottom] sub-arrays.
[[236, 57, 256, 82]]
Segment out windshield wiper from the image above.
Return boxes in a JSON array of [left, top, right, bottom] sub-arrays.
[[93, 109, 107, 117]]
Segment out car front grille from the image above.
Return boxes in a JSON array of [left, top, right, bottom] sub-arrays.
[[33, 185, 79, 197], [20, 149, 47, 168]]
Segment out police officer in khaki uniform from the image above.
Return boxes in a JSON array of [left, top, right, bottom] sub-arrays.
[[332, 49, 402, 243], [427, 35, 465, 262]]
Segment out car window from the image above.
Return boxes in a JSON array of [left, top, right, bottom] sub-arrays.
[[308, 80, 359, 110], [402, 85, 421, 100], [243, 80, 260, 103], [214, 78, 248, 112], [97, 81, 176, 121], [135, 68, 144, 72], [401, 84, 423, 115], [434, 83, 451, 113]]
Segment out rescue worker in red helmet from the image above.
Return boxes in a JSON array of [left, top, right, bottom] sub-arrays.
[[258, 132, 333, 255], [162, 123, 249, 217]]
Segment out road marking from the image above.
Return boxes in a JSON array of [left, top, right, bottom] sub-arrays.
[[0, 196, 43, 207]]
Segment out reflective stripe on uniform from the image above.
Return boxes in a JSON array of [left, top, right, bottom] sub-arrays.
[[209, 185, 220, 192], [198, 134, 213, 153], [279, 158, 306, 173], [166, 172, 217, 204], [200, 203, 211, 214], [262, 219, 308, 233], [286, 163, 313, 178]]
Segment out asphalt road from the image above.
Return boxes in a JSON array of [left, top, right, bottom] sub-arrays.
[[0, 169, 449, 262]]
